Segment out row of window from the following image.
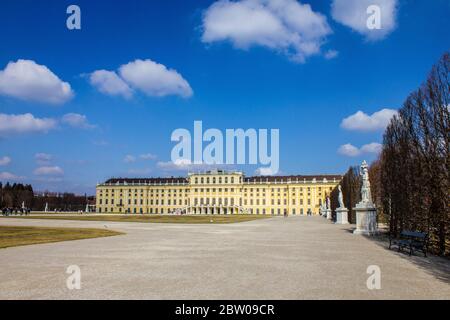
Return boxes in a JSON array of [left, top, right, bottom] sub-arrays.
[[98, 186, 333, 195], [193, 176, 240, 184], [99, 197, 321, 206], [98, 207, 314, 215], [99, 198, 189, 206]]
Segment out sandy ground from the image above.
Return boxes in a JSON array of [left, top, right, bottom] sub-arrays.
[[0, 215, 449, 299]]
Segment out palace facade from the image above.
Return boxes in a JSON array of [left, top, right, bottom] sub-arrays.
[[96, 170, 341, 215]]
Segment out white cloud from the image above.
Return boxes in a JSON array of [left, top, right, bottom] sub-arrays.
[[61, 113, 95, 129], [92, 140, 109, 146], [331, 0, 398, 40], [341, 108, 397, 132], [128, 168, 152, 175], [124, 155, 136, 163], [35, 153, 52, 165], [140, 153, 157, 160], [157, 159, 228, 172], [0, 113, 57, 136], [0, 172, 24, 181], [338, 142, 382, 157], [119, 59, 193, 98], [33, 166, 64, 176], [0, 156, 11, 166], [33, 176, 64, 183], [0, 59, 73, 104], [338, 143, 360, 157], [255, 167, 278, 175], [157, 159, 192, 171], [201, 0, 332, 63], [324, 49, 339, 60], [89, 70, 133, 99], [360, 142, 382, 154]]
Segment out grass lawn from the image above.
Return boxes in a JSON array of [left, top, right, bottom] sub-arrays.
[[2, 214, 273, 224], [0, 226, 123, 249]]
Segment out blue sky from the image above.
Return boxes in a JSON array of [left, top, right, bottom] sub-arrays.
[[0, 0, 449, 194]]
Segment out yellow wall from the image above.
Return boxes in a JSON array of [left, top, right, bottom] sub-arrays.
[[96, 171, 340, 215]]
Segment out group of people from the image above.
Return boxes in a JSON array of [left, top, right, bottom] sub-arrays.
[[1, 207, 31, 216]]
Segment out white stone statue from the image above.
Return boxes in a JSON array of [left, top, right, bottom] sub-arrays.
[[21, 201, 25, 209], [319, 201, 326, 215], [325, 196, 332, 220], [359, 160, 373, 204], [353, 160, 377, 235], [44, 202, 48, 212], [335, 185, 349, 224], [338, 185, 344, 208]]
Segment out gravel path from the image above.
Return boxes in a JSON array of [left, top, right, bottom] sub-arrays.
[[0, 216, 449, 299]]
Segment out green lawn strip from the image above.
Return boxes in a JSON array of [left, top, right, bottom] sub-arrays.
[[0, 226, 123, 249], [2, 214, 272, 224]]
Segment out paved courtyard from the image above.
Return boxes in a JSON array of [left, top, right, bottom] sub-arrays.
[[0, 216, 449, 299]]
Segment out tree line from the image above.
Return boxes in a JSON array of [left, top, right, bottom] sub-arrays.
[[333, 53, 449, 256], [0, 182, 93, 212]]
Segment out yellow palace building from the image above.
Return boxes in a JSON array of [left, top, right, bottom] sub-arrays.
[[96, 170, 341, 215]]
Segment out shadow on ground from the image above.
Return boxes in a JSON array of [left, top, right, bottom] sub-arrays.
[[361, 230, 450, 284]]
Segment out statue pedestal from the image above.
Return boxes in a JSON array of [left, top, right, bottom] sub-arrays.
[[325, 209, 332, 220], [335, 207, 349, 224], [353, 203, 377, 235]]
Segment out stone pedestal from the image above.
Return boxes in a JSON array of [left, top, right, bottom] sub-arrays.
[[353, 203, 377, 235], [335, 207, 349, 224], [325, 209, 332, 220]]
